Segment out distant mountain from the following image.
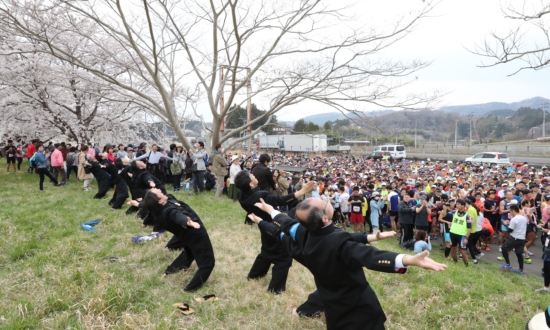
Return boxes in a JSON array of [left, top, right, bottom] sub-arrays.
[[302, 110, 395, 125], [485, 109, 516, 117], [439, 97, 550, 116]]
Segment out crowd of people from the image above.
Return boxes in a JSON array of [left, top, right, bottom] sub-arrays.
[[6, 136, 550, 328]]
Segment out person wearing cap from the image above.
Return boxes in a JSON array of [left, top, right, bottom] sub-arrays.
[[447, 199, 473, 266], [170, 144, 186, 191], [498, 191, 515, 253], [369, 191, 385, 235], [398, 191, 416, 246], [415, 193, 430, 233], [499, 203, 528, 274]]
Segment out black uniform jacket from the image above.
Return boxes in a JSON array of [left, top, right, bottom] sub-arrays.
[[150, 196, 210, 246], [238, 187, 297, 257], [260, 213, 407, 330]]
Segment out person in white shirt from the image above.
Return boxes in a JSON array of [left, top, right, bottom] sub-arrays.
[[134, 144, 173, 180], [338, 186, 350, 229], [499, 204, 528, 274]]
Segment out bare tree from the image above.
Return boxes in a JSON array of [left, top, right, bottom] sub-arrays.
[[471, 0, 550, 75], [0, 0, 443, 150]]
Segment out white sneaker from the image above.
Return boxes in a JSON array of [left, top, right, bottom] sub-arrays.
[[528, 251, 534, 256], [535, 287, 550, 292], [499, 246, 502, 252]]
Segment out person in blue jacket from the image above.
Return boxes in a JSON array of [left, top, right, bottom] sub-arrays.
[[370, 191, 386, 235], [34, 143, 60, 192]]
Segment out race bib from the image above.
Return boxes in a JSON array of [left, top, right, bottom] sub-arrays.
[[353, 206, 361, 212]]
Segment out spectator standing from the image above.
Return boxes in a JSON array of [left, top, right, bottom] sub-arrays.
[[26, 139, 36, 173], [5, 139, 16, 172], [212, 144, 228, 198], [65, 147, 78, 181], [34, 143, 60, 191], [51, 144, 66, 185], [251, 154, 276, 192], [189, 142, 207, 194], [78, 145, 93, 191], [227, 155, 241, 202]]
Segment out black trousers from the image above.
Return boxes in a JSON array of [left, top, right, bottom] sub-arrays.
[[37, 167, 58, 190], [247, 252, 292, 294], [192, 171, 205, 193], [296, 290, 324, 317], [94, 178, 110, 199], [164, 236, 215, 292], [172, 172, 182, 190], [467, 231, 481, 259], [109, 179, 129, 209], [544, 261, 550, 287], [400, 224, 414, 245]]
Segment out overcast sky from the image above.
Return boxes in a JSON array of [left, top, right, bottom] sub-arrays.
[[198, 0, 550, 122], [275, 0, 550, 121]]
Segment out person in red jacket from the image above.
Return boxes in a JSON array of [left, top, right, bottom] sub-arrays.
[[481, 217, 494, 251], [26, 139, 36, 173]]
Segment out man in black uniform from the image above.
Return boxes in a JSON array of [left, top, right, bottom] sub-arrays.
[[235, 170, 314, 293], [249, 197, 447, 330], [139, 188, 215, 292]]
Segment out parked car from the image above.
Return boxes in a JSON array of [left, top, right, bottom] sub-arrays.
[[367, 151, 393, 161], [373, 144, 406, 160], [465, 152, 511, 166]]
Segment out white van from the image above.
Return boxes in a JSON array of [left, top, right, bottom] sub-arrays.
[[374, 145, 406, 160]]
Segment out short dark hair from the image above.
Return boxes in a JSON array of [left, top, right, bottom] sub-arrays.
[[143, 190, 163, 214], [295, 200, 325, 232], [235, 170, 252, 191], [215, 143, 222, 150], [456, 199, 466, 206], [70, 146, 76, 152], [259, 153, 271, 164], [510, 204, 520, 213], [198, 141, 205, 148], [208, 163, 213, 167]]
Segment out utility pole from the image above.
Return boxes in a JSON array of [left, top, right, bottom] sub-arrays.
[[469, 112, 473, 147], [414, 120, 417, 149], [543, 102, 548, 138], [454, 119, 458, 148]]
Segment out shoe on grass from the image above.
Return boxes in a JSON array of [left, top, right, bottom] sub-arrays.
[[512, 269, 525, 275], [473, 259, 478, 265], [500, 264, 513, 271], [535, 287, 550, 292]]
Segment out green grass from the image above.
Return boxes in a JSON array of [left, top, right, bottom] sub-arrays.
[[0, 165, 548, 329]]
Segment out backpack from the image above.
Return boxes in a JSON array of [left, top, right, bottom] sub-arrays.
[[29, 154, 37, 169], [401, 239, 416, 251], [66, 153, 76, 166], [170, 161, 182, 175]]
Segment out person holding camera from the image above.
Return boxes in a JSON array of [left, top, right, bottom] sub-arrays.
[[188, 141, 207, 194], [413, 230, 432, 254]]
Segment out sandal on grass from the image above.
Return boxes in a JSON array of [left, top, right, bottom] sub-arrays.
[[194, 294, 219, 302], [173, 302, 194, 315], [83, 219, 101, 227]]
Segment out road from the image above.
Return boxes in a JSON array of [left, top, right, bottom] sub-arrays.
[[408, 152, 549, 166]]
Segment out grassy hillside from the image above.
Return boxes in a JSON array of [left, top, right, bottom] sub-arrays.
[[0, 168, 549, 329]]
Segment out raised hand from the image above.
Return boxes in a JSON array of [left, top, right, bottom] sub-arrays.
[[187, 217, 201, 229], [402, 250, 448, 271], [253, 198, 275, 214], [247, 213, 263, 224], [376, 230, 397, 241]]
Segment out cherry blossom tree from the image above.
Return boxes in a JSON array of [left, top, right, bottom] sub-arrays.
[[0, 0, 443, 149], [0, 36, 146, 144]]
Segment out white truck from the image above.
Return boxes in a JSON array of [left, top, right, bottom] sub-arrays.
[[280, 134, 327, 152], [259, 135, 283, 150]]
